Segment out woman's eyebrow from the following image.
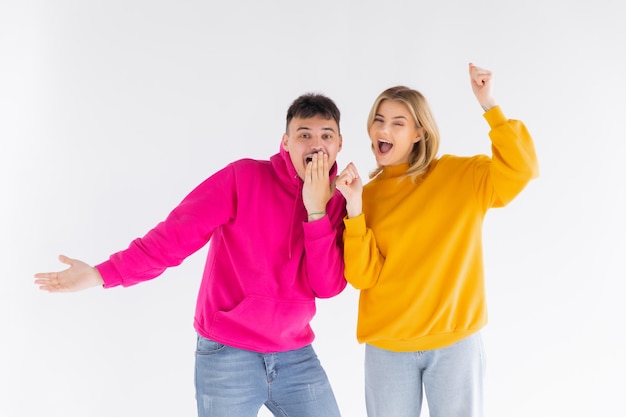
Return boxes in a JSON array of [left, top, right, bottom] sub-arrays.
[[375, 113, 408, 121]]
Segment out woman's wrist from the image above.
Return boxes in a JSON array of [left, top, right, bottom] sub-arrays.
[[480, 99, 497, 112], [346, 201, 362, 219]]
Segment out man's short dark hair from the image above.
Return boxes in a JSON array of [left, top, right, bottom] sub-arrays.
[[286, 93, 341, 133]]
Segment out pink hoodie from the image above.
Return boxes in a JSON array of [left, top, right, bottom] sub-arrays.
[[95, 146, 347, 352]]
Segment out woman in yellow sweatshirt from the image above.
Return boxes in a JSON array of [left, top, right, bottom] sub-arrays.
[[336, 63, 539, 417]]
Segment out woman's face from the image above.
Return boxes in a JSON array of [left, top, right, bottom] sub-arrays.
[[369, 99, 423, 167]]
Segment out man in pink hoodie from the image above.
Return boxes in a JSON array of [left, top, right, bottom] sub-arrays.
[[34, 93, 348, 417]]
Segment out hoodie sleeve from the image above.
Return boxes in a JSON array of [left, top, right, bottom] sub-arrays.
[[95, 164, 238, 288], [301, 192, 347, 298]]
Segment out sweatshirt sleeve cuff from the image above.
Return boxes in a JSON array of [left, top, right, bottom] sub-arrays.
[[483, 105, 507, 128], [303, 214, 334, 239], [343, 213, 367, 237], [95, 261, 123, 288]]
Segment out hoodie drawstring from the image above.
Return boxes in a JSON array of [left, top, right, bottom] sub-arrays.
[[287, 175, 302, 259]]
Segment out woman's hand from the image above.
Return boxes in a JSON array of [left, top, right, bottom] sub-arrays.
[[469, 63, 497, 111], [335, 162, 363, 219]]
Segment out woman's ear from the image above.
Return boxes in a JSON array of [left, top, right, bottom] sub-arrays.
[[414, 126, 426, 143]]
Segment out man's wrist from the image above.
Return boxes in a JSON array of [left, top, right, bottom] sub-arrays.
[[307, 211, 326, 221]]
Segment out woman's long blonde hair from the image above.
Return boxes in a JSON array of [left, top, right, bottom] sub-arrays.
[[368, 86, 440, 183]]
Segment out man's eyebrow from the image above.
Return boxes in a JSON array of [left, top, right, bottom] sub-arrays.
[[296, 126, 337, 133]]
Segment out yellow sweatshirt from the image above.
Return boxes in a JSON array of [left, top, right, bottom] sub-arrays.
[[343, 106, 539, 352]]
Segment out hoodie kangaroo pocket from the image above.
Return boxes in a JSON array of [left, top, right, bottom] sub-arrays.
[[209, 295, 316, 351]]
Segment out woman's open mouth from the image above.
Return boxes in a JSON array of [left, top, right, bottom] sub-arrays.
[[378, 139, 393, 154]]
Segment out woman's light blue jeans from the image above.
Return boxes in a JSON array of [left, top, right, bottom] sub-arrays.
[[194, 335, 341, 417], [365, 332, 485, 417]]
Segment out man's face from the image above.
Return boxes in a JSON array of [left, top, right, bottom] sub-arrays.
[[282, 116, 342, 180]]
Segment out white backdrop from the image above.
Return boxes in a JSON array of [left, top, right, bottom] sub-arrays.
[[2, 1, 625, 416]]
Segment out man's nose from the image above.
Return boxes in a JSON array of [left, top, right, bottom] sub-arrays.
[[310, 136, 324, 149]]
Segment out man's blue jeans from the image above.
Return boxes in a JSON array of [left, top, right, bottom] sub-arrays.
[[195, 334, 341, 417]]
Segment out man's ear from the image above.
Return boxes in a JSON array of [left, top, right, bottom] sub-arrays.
[[281, 133, 289, 151], [338, 134, 343, 151]]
